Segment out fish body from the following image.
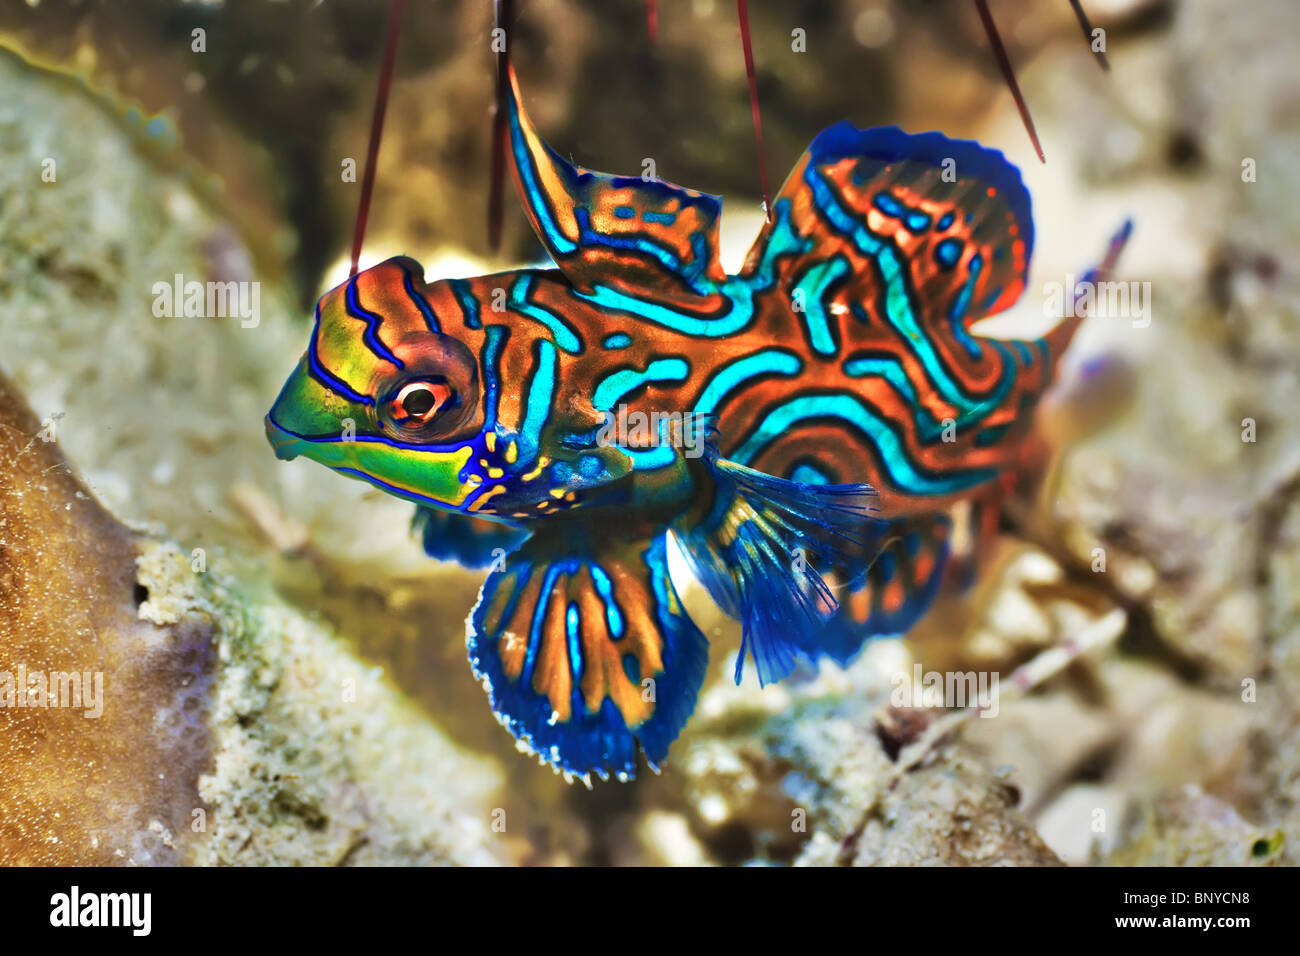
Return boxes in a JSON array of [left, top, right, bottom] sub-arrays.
[[266, 65, 1126, 783]]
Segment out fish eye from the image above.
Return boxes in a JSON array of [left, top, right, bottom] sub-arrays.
[[384, 378, 457, 431], [395, 380, 450, 421], [371, 332, 480, 443]]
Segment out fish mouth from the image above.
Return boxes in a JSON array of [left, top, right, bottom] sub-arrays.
[[264, 415, 302, 461]]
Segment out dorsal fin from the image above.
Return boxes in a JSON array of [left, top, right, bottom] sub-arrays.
[[744, 124, 1034, 334], [504, 63, 726, 298]]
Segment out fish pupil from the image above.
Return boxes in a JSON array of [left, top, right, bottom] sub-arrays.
[[402, 388, 437, 417]]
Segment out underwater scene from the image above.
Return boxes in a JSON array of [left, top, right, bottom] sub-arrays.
[[0, 0, 1297, 874]]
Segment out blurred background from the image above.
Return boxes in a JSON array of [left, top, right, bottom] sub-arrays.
[[0, 0, 1297, 866]]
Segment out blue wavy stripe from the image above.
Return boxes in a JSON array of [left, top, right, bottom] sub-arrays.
[[566, 602, 583, 683], [573, 206, 710, 294], [345, 276, 404, 368], [572, 198, 811, 339], [482, 325, 506, 431], [579, 281, 749, 338], [402, 267, 439, 332], [510, 274, 582, 353], [793, 255, 850, 355], [449, 278, 481, 330], [588, 564, 624, 639], [593, 358, 690, 411], [948, 253, 984, 358], [521, 563, 569, 689], [521, 339, 558, 449], [731, 394, 996, 497], [694, 349, 802, 415], [508, 107, 577, 256], [790, 462, 832, 485], [803, 164, 991, 416], [843, 341, 1015, 440]]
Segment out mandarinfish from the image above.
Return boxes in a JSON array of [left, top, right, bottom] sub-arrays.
[[266, 63, 1128, 785]]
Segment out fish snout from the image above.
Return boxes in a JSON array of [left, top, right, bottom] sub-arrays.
[[264, 414, 300, 461]]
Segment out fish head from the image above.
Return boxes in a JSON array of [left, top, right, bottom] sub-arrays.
[[265, 256, 487, 512]]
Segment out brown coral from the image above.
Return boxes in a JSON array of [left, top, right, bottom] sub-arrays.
[[0, 369, 214, 864]]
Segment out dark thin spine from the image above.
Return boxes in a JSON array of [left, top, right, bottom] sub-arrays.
[[972, 0, 1046, 164], [1069, 0, 1111, 72], [488, 0, 515, 253], [349, 0, 407, 278], [737, 0, 773, 222]]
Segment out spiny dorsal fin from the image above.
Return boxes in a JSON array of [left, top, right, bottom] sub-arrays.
[[505, 63, 726, 298]]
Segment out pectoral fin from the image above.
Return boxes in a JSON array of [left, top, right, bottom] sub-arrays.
[[675, 454, 889, 686]]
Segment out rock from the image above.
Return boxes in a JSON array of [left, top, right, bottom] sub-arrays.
[[1109, 785, 1286, 867], [773, 701, 1063, 867], [0, 369, 211, 865], [673, 643, 1062, 866], [1035, 784, 1128, 864], [138, 541, 506, 866], [0, 370, 506, 865], [4, 0, 1300, 868]]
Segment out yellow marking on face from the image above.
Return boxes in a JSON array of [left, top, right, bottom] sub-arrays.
[[345, 444, 477, 507], [506, 441, 518, 463], [564, 491, 577, 502], [467, 485, 505, 512], [550, 488, 566, 499], [465, 473, 483, 485], [485, 432, 497, 453], [521, 462, 546, 482], [488, 467, 505, 479], [537, 500, 551, 510], [479, 458, 490, 468]]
